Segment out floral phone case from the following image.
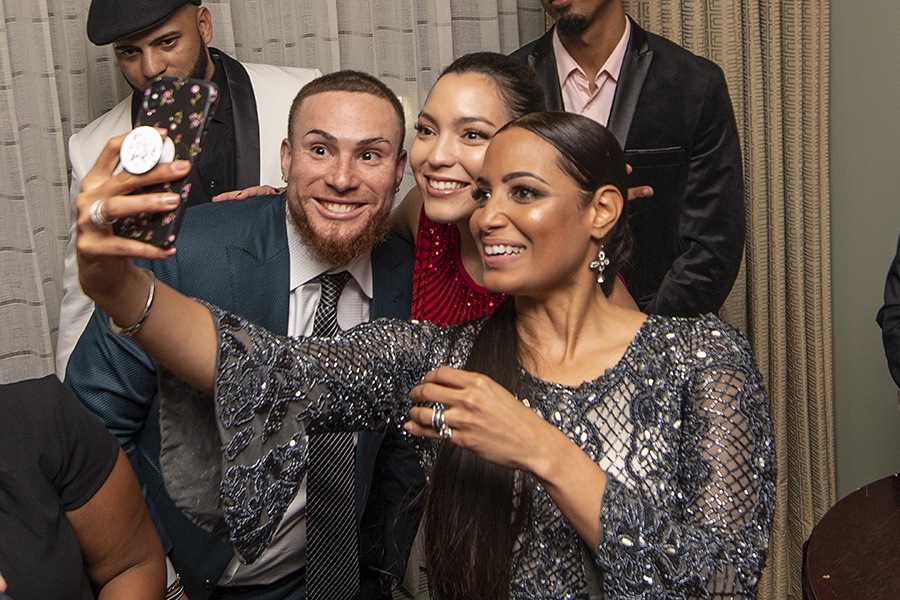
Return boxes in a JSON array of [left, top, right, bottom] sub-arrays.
[[113, 76, 218, 248]]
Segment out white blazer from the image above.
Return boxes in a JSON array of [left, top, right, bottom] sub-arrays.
[[56, 59, 320, 376]]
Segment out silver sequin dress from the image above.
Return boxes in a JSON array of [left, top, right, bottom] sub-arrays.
[[159, 307, 775, 599]]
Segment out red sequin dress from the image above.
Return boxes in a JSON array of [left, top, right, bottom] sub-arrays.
[[411, 208, 507, 325]]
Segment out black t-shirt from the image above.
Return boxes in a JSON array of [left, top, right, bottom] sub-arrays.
[[0, 375, 119, 600]]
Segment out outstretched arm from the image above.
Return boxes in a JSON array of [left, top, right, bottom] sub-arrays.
[[75, 132, 217, 393]]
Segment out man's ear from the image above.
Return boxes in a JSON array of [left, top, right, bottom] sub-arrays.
[[394, 148, 408, 191], [280, 138, 292, 183], [587, 185, 623, 240], [197, 6, 213, 45]]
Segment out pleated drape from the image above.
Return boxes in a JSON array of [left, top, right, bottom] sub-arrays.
[[622, 2, 834, 597]]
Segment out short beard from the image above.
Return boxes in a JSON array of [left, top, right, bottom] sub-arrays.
[[556, 14, 589, 37], [189, 41, 211, 80], [287, 197, 392, 266]]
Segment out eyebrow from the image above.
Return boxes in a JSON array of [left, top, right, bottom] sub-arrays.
[[114, 30, 180, 51], [502, 171, 549, 185], [418, 110, 499, 129], [303, 129, 394, 148]]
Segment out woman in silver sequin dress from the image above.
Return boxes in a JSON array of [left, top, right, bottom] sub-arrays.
[[75, 112, 775, 599]]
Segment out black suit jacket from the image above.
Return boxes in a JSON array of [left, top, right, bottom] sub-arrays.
[[512, 18, 744, 316], [66, 195, 421, 599], [877, 232, 900, 387]]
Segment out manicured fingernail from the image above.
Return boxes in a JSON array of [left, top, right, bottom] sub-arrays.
[[162, 194, 180, 205], [173, 160, 190, 171]]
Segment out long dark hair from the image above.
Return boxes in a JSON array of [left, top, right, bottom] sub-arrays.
[[438, 52, 547, 120], [425, 112, 631, 599]]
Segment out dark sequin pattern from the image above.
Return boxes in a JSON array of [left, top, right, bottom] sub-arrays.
[[167, 306, 775, 597]]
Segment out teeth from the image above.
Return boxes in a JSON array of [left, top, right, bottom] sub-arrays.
[[322, 201, 356, 213], [428, 178, 465, 191], [484, 244, 523, 256]]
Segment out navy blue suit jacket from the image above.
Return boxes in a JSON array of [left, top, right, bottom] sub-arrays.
[[66, 194, 421, 600], [512, 18, 744, 316]]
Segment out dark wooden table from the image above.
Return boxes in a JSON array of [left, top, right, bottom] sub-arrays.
[[803, 473, 900, 599]]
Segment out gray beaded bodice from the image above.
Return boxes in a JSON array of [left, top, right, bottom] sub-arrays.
[[162, 308, 774, 599]]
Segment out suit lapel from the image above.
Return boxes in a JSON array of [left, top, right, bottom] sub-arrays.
[[215, 50, 261, 189], [356, 234, 414, 520], [369, 235, 414, 320], [226, 197, 290, 334], [607, 18, 653, 148], [524, 29, 564, 111]]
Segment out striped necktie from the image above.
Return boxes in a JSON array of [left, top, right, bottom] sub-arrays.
[[306, 271, 360, 599]]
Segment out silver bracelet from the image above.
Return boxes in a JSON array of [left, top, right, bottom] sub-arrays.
[[109, 268, 156, 337]]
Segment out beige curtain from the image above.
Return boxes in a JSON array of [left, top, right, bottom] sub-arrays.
[[622, 1, 834, 598], [0, 0, 546, 383]]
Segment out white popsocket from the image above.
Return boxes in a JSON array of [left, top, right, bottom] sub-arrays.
[[120, 125, 176, 175]]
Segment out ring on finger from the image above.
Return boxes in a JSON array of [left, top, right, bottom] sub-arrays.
[[431, 404, 446, 431], [439, 423, 453, 440], [89, 199, 117, 227]]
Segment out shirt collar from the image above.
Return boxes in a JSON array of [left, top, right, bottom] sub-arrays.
[[285, 212, 373, 298], [553, 16, 631, 86], [208, 51, 231, 125]]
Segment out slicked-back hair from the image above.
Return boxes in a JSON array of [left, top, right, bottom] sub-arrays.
[[438, 52, 546, 121], [499, 111, 632, 296]]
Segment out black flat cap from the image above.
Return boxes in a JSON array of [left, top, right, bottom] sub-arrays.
[[87, 0, 201, 45]]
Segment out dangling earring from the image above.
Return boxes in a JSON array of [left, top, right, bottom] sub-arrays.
[[589, 245, 610, 284]]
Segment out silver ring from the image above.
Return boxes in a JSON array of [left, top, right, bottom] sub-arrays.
[[439, 424, 453, 440], [431, 404, 445, 431], [89, 199, 117, 227]]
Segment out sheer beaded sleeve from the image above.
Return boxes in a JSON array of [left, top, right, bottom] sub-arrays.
[[161, 304, 474, 563], [158, 304, 774, 596], [593, 318, 776, 598]]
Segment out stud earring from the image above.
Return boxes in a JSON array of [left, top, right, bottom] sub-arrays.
[[589, 245, 610, 284]]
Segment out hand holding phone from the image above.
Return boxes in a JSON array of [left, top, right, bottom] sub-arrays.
[[113, 76, 218, 248]]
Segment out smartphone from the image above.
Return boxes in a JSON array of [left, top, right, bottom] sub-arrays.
[[113, 76, 218, 248]]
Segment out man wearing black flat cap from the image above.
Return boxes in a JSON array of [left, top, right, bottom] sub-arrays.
[[57, 0, 320, 377], [56, 1, 319, 598]]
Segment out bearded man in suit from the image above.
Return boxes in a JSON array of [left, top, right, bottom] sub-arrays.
[[66, 71, 423, 600]]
